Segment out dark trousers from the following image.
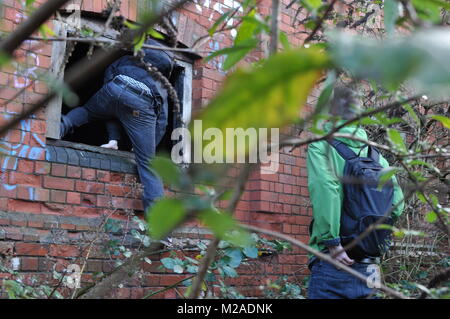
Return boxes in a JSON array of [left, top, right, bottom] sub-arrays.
[[61, 75, 166, 213], [308, 259, 377, 299]]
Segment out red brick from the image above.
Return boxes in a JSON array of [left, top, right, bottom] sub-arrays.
[[8, 171, 40, 186], [80, 193, 96, 206], [43, 176, 74, 191], [16, 186, 48, 202], [50, 190, 66, 203], [28, 220, 43, 228], [21, 257, 39, 271], [17, 159, 34, 173], [15, 243, 48, 256], [35, 161, 50, 174], [8, 199, 41, 213], [49, 244, 79, 257], [105, 184, 132, 197], [96, 170, 110, 182], [51, 163, 66, 177], [82, 168, 96, 180], [67, 166, 81, 178], [75, 180, 104, 194], [66, 192, 81, 204]]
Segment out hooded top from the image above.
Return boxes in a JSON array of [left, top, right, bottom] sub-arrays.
[[104, 38, 174, 98], [306, 122, 404, 263]]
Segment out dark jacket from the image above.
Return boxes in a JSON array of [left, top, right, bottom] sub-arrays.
[[104, 38, 174, 145], [104, 38, 174, 96]]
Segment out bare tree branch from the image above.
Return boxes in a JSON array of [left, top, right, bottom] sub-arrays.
[[241, 224, 408, 299], [0, 0, 71, 56]]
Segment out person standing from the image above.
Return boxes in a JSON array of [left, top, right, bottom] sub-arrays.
[[306, 85, 405, 299]]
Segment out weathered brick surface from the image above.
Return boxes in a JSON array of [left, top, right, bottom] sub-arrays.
[[0, 0, 315, 299]]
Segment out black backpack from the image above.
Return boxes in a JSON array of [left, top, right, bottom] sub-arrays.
[[327, 139, 395, 259]]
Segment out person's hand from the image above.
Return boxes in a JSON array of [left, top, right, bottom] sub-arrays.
[[101, 140, 118, 150], [329, 244, 354, 266]]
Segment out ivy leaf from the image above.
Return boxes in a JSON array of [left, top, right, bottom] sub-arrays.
[[221, 265, 238, 278], [147, 199, 186, 239], [173, 264, 184, 274], [161, 258, 176, 270], [243, 246, 258, 258], [225, 249, 243, 268]]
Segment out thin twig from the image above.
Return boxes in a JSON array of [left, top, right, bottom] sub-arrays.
[[241, 224, 408, 299], [302, 0, 338, 45]]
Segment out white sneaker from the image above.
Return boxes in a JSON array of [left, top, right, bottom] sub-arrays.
[[101, 140, 118, 150]]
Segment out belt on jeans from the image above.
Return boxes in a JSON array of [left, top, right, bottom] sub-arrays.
[[114, 75, 153, 97], [355, 257, 380, 264]]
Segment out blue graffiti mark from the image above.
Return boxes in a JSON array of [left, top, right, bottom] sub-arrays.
[[18, 145, 29, 158], [4, 184, 17, 191], [28, 187, 34, 200], [32, 133, 45, 148], [1, 117, 46, 193], [208, 39, 225, 71], [28, 147, 44, 160]]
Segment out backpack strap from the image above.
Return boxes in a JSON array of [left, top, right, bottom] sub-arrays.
[[326, 139, 357, 160], [367, 146, 380, 162]]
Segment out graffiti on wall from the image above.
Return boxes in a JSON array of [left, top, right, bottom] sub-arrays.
[[0, 115, 46, 200], [0, 1, 45, 200]]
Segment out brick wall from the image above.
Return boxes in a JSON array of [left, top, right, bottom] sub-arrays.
[[0, 0, 314, 298]]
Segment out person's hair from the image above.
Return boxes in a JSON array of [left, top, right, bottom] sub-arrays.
[[328, 84, 360, 120]]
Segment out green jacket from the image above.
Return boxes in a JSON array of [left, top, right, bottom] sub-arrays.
[[306, 123, 405, 258]]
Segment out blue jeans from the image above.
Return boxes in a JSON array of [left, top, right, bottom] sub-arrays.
[[308, 259, 377, 299], [61, 75, 166, 213]]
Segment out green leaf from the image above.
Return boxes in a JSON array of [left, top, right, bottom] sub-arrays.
[[412, 0, 443, 23], [150, 156, 181, 187], [387, 128, 407, 153], [315, 71, 336, 112], [378, 167, 401, 189], [173, 264, 184, 274], [147, 29, 165, 39], [134, 34, 146, 53], [279, 31, 291, 50], [430, 115, 450, 129], [328, 30, 450, 94], [199, 209, 236, 239], [208, 9, 235, 36], [426, 211, 438, 223], [219, 9, 265, 70], [384, 0, 399, 34], [193, 48, 329, 161], [205, 39, 258, 69], [224, 249, 243, 268], [221, 265, 238, 278], [243, 246, 258, 258], [199, 209, 251, 247], [161, 257, 176, 269], [147, 199, 186, 239], [402, 103, 420, 126], [39, 24, 56, 39]]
